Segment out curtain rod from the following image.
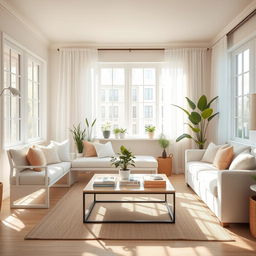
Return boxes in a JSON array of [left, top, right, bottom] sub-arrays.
[[226, 8, 256, 36], [97, 48, 165, 51], [57, 47, 210, 51]]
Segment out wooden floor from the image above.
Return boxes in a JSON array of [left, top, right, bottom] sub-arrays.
[[0, 174, 256, 256]]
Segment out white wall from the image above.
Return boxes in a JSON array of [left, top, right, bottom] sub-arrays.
[[0, 4, 49, 199]]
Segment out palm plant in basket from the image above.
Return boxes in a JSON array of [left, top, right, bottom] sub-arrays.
[[111, 145, 136, 180]]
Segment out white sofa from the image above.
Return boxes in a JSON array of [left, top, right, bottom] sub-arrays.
[[7, 148, 158, 208], [185, 143, 256, 225]]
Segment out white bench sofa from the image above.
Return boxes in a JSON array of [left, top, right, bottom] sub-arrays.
[[185, 143, 256, 225], [7, 147, 158, 208], [71, 155, 158, 173]]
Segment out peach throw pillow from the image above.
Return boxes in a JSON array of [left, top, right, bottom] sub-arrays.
[[26, 147, 47, 172], [213, 146, 234, 170], [83, 141, 97, 157]]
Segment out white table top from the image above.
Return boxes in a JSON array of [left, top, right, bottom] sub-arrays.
[[250, 184, 256, 193], [83, 174, 175, 194]]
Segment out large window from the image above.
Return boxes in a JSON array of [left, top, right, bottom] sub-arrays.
[[3, 45, 22, 145], [27, 59, 41, 140], [2, 38, 45, 147], [98, 64, 162, 136], [232, 44, 252, 141]]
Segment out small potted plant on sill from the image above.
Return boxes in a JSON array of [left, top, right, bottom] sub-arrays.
[[113, 128, 120, 139], [102, 121, 111, 139], [145, 125, 156, 139], [111, 145, 136, 180], [158, 134, 170, 158], [70, 123, 86, 157], [119, 128, 127, 139]]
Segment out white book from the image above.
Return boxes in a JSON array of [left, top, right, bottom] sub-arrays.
[[93, 176, 117, 185]]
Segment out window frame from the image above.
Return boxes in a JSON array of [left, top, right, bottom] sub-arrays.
[[230, 40, 255, 143], [98, 62, 163, 137], [1, 33, 47, 148]]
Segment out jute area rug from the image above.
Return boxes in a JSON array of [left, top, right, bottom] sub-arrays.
[[25, 175, 233, 241]]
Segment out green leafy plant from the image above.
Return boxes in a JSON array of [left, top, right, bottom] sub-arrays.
[[145, 125, 156, 133], [158, 134, 170, 158], [111, 145, 136, 171], [70, 123, 86, 153], [85, 118, 96, 141], [101, 121, 111, 131], [172, 95, 219, 149], [119, 128, 127, 134], [113, 128, 120, 134]]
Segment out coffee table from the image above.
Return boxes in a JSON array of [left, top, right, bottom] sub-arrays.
[[83, 174, 175, 223]]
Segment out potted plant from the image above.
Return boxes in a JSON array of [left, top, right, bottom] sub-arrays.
[[70, 123, 86, 157], [158, 134, 170, 158], [111, 145, 136, 180], [0, 181, 2, 212], [172, 95, 219, 149], [145, 125, 156, 139], [102, 122, 111, 139], [119, 128, 127, 139], [85, 118, 96, 141], [113, 128, 120, 139]]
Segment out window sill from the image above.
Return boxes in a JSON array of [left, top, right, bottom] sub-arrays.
[[96, 137, 159, 141], [4, 139, 46, 150]]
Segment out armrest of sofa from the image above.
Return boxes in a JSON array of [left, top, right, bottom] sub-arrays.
[[217, 170, 256, 222], [184, 149, 206, 183], [12, 165, 48, 186], [185, 149, 206, 163]]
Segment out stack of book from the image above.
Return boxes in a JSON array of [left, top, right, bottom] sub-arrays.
[[144, 175, 166, 188], [119, 175, 141, 187], [93, 176, 117, 187]]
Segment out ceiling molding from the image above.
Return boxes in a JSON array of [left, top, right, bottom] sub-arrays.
[[211, 0, 256, 47], [49, 41, 211, 50], [0, 0, 49, 46]]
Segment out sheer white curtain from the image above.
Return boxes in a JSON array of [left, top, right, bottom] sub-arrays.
[[209, 37, 230, 144], [55, 48, 98, 142], [163, 48, 209, 173]]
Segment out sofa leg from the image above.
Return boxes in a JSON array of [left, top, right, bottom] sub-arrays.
[[220, 222, 229, 227]]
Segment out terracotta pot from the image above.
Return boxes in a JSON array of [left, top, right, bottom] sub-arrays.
[[250, 195, 256, 238], [0, 182, 3, 212]]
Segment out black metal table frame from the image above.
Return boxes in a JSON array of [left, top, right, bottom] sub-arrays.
[[83, 192, 175, 223]]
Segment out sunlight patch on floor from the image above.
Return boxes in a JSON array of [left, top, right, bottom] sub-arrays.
[[2, 215, 25, 231], [13, 189, 45, 206]]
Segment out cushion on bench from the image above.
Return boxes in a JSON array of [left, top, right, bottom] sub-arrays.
[[11, 162, 71, 185], [71, 155, 158, 169]]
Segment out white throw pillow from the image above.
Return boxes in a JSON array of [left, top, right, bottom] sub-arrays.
[[9, 147, 29, 171], [94, 142, 115, 158], [51, 140, 70, 161], [201, 143, 228, 163], [231, 143, 250, 158], [37, 144, 61, 165], [229, 152, 256, 170]]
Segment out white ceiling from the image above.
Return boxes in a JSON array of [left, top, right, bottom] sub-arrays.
[[5, 0, 254, 44]]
